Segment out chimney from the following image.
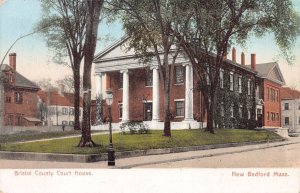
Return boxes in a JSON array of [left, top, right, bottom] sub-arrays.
[[241, 52, 245, 65], [58, 84, 65, 96], [232, 47, 236, 63], [9, 53, 16, 70], [251, 54, 256, 70]]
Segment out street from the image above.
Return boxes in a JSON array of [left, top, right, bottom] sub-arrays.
[[0, 139, 300, 168]]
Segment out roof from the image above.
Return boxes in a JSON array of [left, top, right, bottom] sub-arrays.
[[281, 87, 300, 99], [93, 36, 257, 75], [1, 64, 40, 90], [37, 90, 83, 107], [24, 117, 42, 122], [246, 62, 285, 85]]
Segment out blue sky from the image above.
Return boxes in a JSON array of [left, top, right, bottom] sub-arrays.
[[0, 0, 300, 89]]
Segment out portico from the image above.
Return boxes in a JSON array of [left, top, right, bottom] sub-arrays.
[[92, 37, 202, 130]]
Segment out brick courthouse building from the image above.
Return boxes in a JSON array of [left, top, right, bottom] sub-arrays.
[[93, 38, 285, 129]]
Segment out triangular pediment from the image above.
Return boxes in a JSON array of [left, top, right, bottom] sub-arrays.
[[94, 37, 137, 61], [266, 64, 285, 85]]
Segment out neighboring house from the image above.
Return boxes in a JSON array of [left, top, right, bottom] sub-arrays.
[[281, 87, 300, 132], [249, 62, 286, 128], [93, 37, 283, 130], [1, 53, 41, 126], [37, 86, 83, 126]]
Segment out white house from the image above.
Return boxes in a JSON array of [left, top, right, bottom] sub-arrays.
[[281, 87, 300, 132], [37, 86, 83, 127]]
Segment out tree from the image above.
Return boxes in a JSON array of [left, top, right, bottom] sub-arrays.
[[174, 0, 300, 133], [55, 75, 83, 93], [78, 0, 104, 147], [109, 0, 183, 137], [37, 0, 87, 130], [34, 78, 55, 90]]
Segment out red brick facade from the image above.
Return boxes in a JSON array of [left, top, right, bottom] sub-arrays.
[[262, 79, 281, 127], [2, 53, 40, 126], [4, 87, 39, 126]]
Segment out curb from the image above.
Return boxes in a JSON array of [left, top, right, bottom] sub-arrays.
[[0, 138, 295, 163]]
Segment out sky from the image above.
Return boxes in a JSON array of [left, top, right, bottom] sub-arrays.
[[0, 0, 300, 90]]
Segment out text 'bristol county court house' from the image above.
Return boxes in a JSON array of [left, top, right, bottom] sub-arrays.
[[92, 37, 285, 130]]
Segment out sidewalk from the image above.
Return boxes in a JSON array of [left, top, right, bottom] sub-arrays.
[[104, 137, 300, 168]]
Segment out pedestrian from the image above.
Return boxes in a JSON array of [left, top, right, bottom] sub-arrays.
[[62, 124, 65, 132]]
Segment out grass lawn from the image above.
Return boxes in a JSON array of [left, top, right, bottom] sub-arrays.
[[0, 129, 282, 154], [0, 130, 103, 143]]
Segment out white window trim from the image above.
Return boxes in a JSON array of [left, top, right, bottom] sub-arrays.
[[118, 102, 123, 120], [174, 99, 185, 117], [220, 69, 224, 89], [230, 72, 234, 91], [238, 76, 242, 94]]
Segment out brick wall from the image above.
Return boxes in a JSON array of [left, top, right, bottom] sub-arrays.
[[262, 79, 281, 127], [4, 87, 39, 126], [103, 68, 202, 123]]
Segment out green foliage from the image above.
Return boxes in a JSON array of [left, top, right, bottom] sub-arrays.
[[94, 94, 103, 125], [0, 129, 282, 154], [120, 122, 150, 135], [214, 69, 257, 129]]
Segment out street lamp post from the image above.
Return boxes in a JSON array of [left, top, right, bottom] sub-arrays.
[[106, 89, 115, 166]]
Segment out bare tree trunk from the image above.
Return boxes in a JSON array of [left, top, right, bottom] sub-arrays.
[[73, 62, 81, 131], [78, 0, 103, 147], [163, 86, 171, 136], [205, 89, 216, 134]]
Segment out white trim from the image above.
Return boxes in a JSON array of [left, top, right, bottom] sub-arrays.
[[174, 99, 185, 101]]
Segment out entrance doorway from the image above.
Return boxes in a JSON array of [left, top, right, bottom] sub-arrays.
[[143, 102, 152, 121]]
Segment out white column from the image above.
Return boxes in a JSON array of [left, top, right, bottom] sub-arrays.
[[152, 66, 160, 121], [95, 73, 103, 97], [121, 70, 129, 122], [184, 63, 194, 121]]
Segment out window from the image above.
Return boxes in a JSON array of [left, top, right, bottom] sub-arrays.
[[119, 73, 123, 88], [145, 70, 153, 86], [270, 89, 275, 101], [298, 103, 300, 110], [119, 103, 123, 119], [69, 108, 74, 115], [219, 70, 224, 89], [230, 105, 234, 117], [256, 85, 260, 99], [175, 66, 184, 84], [275, 90, 279, 102], [15, 92, 23, 104], [267, 112, 270, 120], [267, 88, 270, 100], [16, 115, 23, 126], [239, 106, 243, 117], [247, 79, 251, 95], [9, 74, 13, 83], [220, 103, 224, 117], [284, 103, 289, 110], [62, 121, 68, 125], [69, 121, 74, 126], [271, 112, 275, 121], [6, 114, 13, 126], [230, 73, 234, 91], [62, 108, 68, 115], [248, 109, 251, 119], [299, 117, 300, 125], [175, 101, 185, 117], [238, 76, 242, 93], [285, 117, 289, 125], [5, 96, 11, 103], [276, 113, 279, 121], [206, 67, 210, 85]]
